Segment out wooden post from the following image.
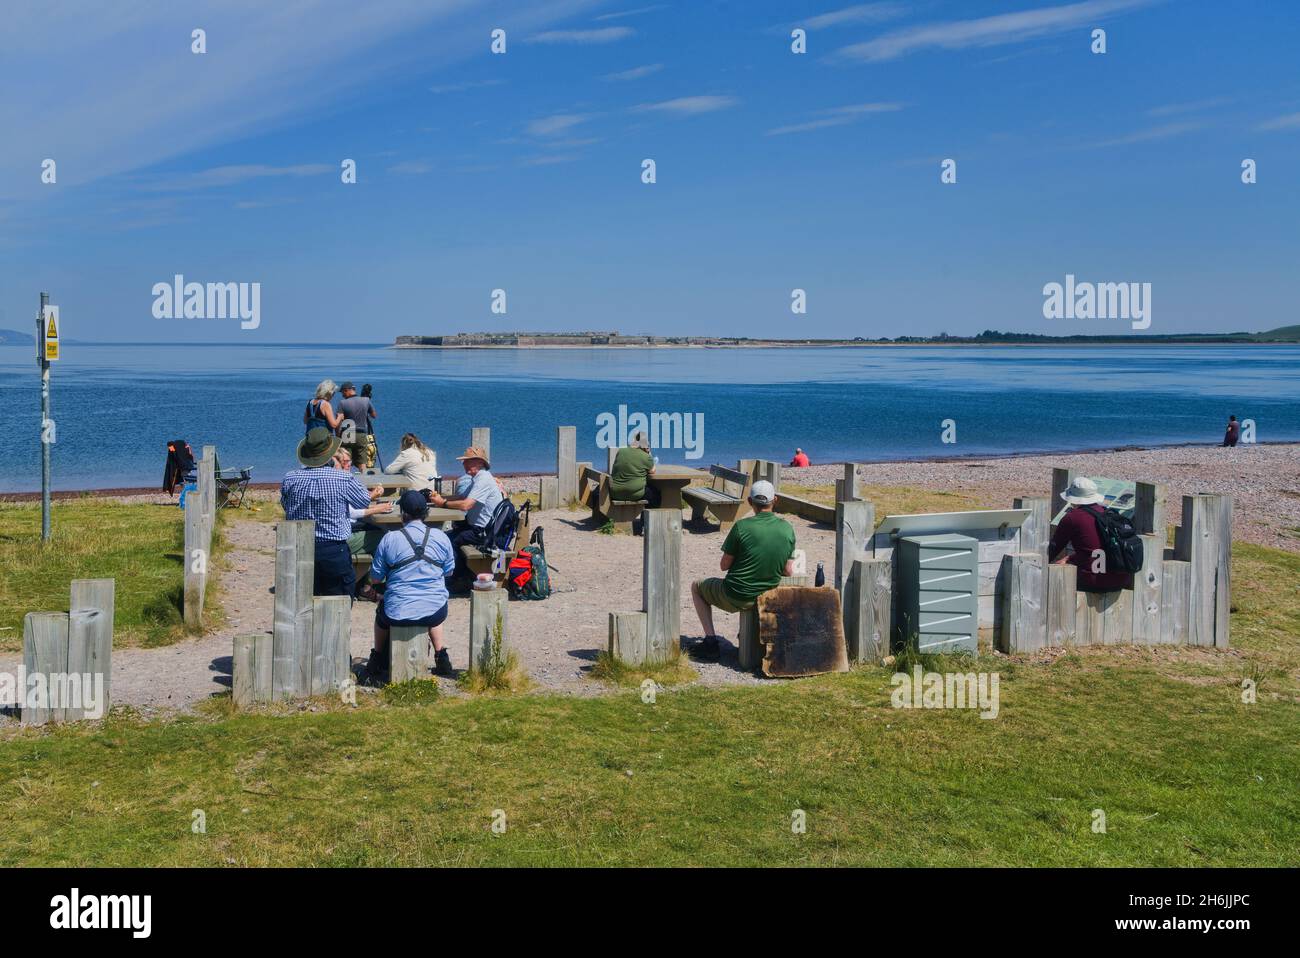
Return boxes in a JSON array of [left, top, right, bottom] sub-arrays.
[[761, 460, 782, 492], [311, 595, 351, 695], [1014, 496, 1051, 650], [539, 476, 558, 511], [841, 463, 861, 502], [997, 553, 1046, 653], [471, 427, 491, 464], [200, 445, 216, 534], [1049, 467, 1076, 526], [1161, 560, 1191, 644], [389, 625, 429, 683], [1176, 494, 1232, 647], [1046, 562, 1077, 647], [1131, 534, 1163, 645], [642, 509, 682, 663], [469, 587, 509, 673], [22, 612, 68, 725], [233, 632, 274, 706], [63, 610, 98, 722], [272, 520, 315, 700], [71, 578, 114, 710], [1134, 482, 1167, 542], [846, 557, 891, 662], [608, 611, 648, 665], [557, 426, 577, 505], [182, 495, 206, 628]]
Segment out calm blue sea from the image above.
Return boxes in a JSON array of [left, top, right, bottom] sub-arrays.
[[2, 343, 1297, 492]]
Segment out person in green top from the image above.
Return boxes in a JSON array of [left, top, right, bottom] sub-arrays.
[[689, 480, 796, 661], [610, 432, 659, 534]]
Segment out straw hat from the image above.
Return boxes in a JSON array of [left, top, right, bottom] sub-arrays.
[[1060, 476, 1104, 506], [298, 426, 341, 468], [455, 445, 490, 470]]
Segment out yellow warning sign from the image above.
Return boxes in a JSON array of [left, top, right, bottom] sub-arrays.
[[47, 314, 58, 338], [45, 339, 60, 361], [41, 305, 60, 362]]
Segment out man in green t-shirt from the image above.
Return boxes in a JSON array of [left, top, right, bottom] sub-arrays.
[[610, 432, 659, 534], [689, 480, 796, 661]]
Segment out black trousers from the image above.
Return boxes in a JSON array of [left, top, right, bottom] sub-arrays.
[[314, 539, 355, 598], [449, 522, 487, 584]]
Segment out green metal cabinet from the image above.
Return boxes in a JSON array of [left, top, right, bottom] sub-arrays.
[[895, 533, 978, 654]]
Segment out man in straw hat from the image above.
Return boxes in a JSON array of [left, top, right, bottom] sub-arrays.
[[281, 426, 384, 597], [428, 445, 503, 589], [1049, 476, 1132, 593]]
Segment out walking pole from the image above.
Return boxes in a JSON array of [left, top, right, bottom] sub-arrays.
[[37, 291, 53, 542]]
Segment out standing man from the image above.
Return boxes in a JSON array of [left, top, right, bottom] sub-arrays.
[[281, 426, 383, 597], [689, 480, 796, 661], [336, 382, 377, 469], [428, 445, 503, 587]]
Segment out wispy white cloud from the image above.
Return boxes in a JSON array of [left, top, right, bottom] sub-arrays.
[[526, 113, 593, 137], [603, 63, 664, 81], [429, 78, 506, 94], [1257, 111, 1300, 131], [594, 4, 665, 20], [633, 95, 739, 115], [144, 164, 334, 191], [387, 160, 433, 174], [520, 153, 582, 166], [831, 0, 1155, 63], [527, 26, 634, 44], [766, 101, 903, 136], [802, 3, 908, 30], [1080, 120, 1203, 149], [1147, 96, 1232, 117]]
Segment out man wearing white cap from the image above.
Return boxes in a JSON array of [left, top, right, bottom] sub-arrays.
[[1049, 476, 1132, 592], [689, 480, 796, 661]]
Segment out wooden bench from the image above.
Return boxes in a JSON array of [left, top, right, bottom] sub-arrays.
[[682, 465, 753, 533], [458, 503, 531, 580], [579, 466, 647, 532]]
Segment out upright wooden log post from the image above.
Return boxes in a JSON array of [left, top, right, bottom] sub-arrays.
[[840, 463, 861, 502], [557, 426, 577, 505], [21, 612, 67, 726], [835, 500, 874, 645], [471, 427, 491, 464], [1049, 467, 1076, 527], [469, 587, 509, 673], [997, 553, 1046, 653], [846, 557, 891, 662], [272, 520, 316, 700], [1013, 496, 1051, 650], [389, 625, 429, 683], [63, 610, 99, 722], [182, 495, 207, 628], [539, 476, 558, 511], [311, 595, 352, 695], [71, 578, 114, 710], [232, 632, 274, 706], [1161, 560, 1191, 644], [1134, 481, 1167, 542], [642, 509, 682, 663], [608, 611, 649, 665], [200, 445, 217, 537], [1131, 534, 1163, 645], [1176, 494, 1232, 647], [1046, 562, 1077, 647]]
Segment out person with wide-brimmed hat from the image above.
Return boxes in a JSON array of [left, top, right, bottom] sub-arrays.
[[428, 445, 503, 589], [1049, 476, 1132, 593], [281, 426, 383, 597]]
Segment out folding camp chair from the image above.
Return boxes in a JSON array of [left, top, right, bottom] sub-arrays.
[[212, 451, 253, 509]]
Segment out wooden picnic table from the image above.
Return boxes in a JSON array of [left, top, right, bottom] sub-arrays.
[[647, 465, 709, 510], [369, 506, 464, 527]]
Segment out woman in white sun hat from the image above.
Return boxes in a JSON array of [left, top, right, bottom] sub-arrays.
[[1048, 476, 1132, 593]]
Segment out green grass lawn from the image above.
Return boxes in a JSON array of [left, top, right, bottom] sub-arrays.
[[0, 500, 220, 652]]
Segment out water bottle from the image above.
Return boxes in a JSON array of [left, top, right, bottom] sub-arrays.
[[815, 562, 826, 588]]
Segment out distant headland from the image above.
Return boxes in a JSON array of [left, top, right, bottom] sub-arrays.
[[394, 327, 1300, 348]]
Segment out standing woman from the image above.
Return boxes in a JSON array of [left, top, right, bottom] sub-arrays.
[[384, 433, 439, 491], [361, 384, 379, 468], [304, 380, 344, 435]]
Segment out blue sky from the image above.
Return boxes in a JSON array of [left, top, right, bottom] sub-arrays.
[[2, 0, 1299, 342]]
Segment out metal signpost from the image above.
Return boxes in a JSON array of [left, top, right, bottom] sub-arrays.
[[37, 292, 59, 542]]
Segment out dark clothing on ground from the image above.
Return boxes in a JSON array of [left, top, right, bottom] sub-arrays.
[[1049, 503, 1132, 593]]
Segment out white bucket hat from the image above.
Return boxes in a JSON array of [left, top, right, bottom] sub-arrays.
[[1061, 476, 1104, 506]]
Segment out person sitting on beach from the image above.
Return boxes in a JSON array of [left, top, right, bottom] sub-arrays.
[[427, 445, 502, 587], [789, 448, 810, 468], [281, 427, 383, 597], [361, 490, 456, 683], [336, 381, 377, 469], [304, 380, 345, 435], [610, 431, 658, 533], [384, 433, 438, 491], [1049, 477, 1132, 593], [1223, 415, 1240, 447], [689, 480, 795, 662]]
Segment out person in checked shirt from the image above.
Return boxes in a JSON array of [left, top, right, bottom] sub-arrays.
[[281, 426, 382, 597]]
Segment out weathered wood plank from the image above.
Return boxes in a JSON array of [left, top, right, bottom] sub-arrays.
[[557, 426, 577, 505], [997, 553, 1046, 653], [1046, 562, 1077, 647], [64, 610, 96, 721], [836, 500, 874, 647], [311, 596, 351, 695], [233, 634, 257, 707], [471, 427, 491, 464], [539, 475, 558, 511], [272, 520, 316, 700], [183, 495, 206, 628], [1050, 467, 1076, 526], [1102, 588, 1133, 645], [71, 578, 114, 710], [1134, 482, 1167, 542], [1161, 559, 1191, 645], [469, 587, 509, 674], [199, 446, 217, 539], [389, 624, 429, 684], [642, 509, 682, 663], [253, 632, 273, 702], [1131, 534, 1163, 645], [840, 463, 861, 502], [608, 611, 648, 665], [1177, 494, 1232, 647], [847, 557, 891, 662], [22, 612, 67, 725]]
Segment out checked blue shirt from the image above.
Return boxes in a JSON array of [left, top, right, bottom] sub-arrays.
[[280, 466, 372, 542]]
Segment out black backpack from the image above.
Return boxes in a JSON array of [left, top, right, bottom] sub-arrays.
[[478, 498, 523, 555], [1089, 506, 1144, 574]]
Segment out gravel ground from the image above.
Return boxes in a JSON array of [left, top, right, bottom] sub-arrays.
[[3, 442, 1294, 720]]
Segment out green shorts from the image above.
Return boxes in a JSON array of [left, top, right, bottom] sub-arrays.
[[695, 576, 752, 615]]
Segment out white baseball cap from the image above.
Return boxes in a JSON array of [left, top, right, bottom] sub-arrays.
[[750, 480, 776, 505]]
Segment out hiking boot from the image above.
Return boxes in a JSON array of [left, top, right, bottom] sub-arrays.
[[359, 647, 389, 686], [691, 636, 721, 661], [433, 648, 454, 677]]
